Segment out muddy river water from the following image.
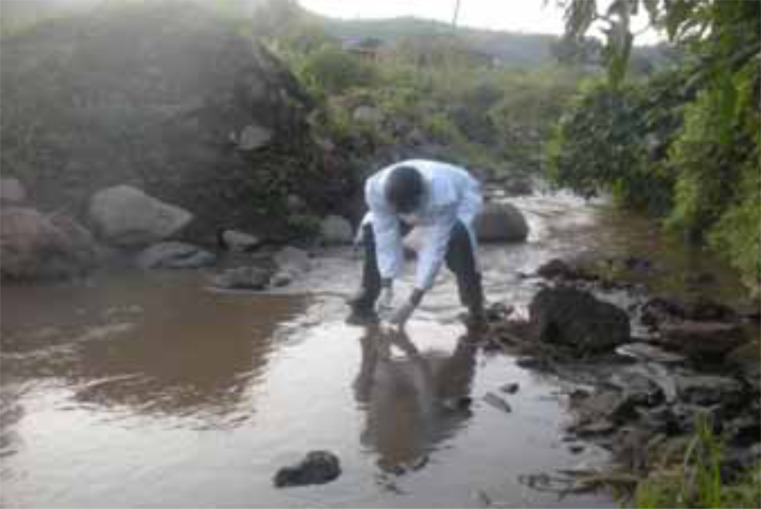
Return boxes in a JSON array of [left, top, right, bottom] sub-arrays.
[[0, 192, 746, 508]]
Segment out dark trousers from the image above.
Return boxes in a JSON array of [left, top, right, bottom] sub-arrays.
[[355, 221, 484, 313]]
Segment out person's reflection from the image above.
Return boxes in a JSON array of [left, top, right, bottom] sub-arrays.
[[353, 326, 477, 474]]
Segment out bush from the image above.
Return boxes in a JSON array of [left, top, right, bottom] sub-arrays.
[[299, 45, 377, 95]]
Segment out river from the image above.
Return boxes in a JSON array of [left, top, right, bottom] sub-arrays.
[[0, 192, 747, 508]]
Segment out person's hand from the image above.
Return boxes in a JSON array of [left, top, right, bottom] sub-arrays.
[[388, 300, 416, 328], [387, 288, 425, 329]]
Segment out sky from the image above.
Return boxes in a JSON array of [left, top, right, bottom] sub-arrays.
[[297, 0, 662, 43]]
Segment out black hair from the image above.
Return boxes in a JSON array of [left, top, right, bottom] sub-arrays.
[[385, 165, 423, 213]]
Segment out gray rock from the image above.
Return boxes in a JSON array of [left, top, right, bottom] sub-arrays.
[[474, 202, 529, 243], [1, 178, 26, 205], [615, 342, 686, 364], [320, 215, 353, 244], [220, 229, 261, 252], [529, 286, 630, 354], [286, 194, 307, 213], [237, 124, 272, 151], [212, 266, 271, 290], [658, 320, 745, 360], [726, 341, 761, 390], [135, 241, 215, 269], [608, 368, 664, 406], [1, 207, 98, 280], [88, 185, 193, 248], [270, 271, 292, 287], [483, 392, 512, 413], [674, 374, 743, 406], [274, 451, 341, 488], [274, 246, 310, 275]]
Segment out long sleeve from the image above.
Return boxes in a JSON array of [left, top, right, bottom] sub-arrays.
[[367, 181, 404, 280], [415, 204, 458, 290]]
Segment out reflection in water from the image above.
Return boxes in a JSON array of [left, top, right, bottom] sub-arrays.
[[1, 272, 307, 427], [354, 326, 476, 473]]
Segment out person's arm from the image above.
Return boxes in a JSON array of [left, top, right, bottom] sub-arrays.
[[415, 204, 459, 292], [367, 183, 404, 282]]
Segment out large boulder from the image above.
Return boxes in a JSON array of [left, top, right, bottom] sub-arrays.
[[1, 178, 26, 205], [88, 185, 193, 248], [135, 241, 215, 269], [1, 207, 97, 280], [0, 2, 353, 241], [474, 203, 529, 243], [529, 286, 631, 354]]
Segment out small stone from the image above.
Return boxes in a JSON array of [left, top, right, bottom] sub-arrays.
[[273, 450, 341, 488], [212, 266, 271, 290], [615, 342, 686, 364], [220, 229, 260, 252], [500, 383, 520, 394], [483, 392, 512, 413], [440, 396, 472, 412], [569, 444, 585, 454], [238, 124, 272, 151]]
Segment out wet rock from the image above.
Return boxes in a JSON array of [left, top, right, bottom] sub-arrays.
[[219, 229, 261, 252], [1, 178, 26, 205], [88, 185, 193, 248], [212, 266, 271, 290], [273, 450, 341, 488], [568, 444, 585, 454], [236, 124, 272, 151], [274, 246, 310, 275], [615, 342, 686, 364], [536, 258, 591, 281], [500, 383, 520, 394], [725, 341, 761, 390], [270, 271, 292, 288], [686, 298, 738, 322], [1, 207, 98, 280], [529, 287, 630, 355], [473, 202, 529, 243], [515, 356, 546, 370], [570, 389, 638, 427], [135, 241, 216, 269], [319, 215, 353, 245], [608, 368, 664, 407], [483, 392, 512, 413], [640, 296, 687, 329], [674, 374, 743, 406], [658, 320, 745, 360]]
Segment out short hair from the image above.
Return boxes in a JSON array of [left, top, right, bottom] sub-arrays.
[[385, 165, 423, 213]]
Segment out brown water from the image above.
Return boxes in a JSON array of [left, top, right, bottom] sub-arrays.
[[0, 193, 746, 508]]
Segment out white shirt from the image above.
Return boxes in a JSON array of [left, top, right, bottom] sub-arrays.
[[363, 159, 482, 290]]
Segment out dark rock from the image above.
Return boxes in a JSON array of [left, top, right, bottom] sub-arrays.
[[536, 259, 581, 280], [674, 374, 743, 406], [640, 297, 687, 329], [686, 298, 738, 322], [515, 356, 547, 370], [500, 383, 520, 394], [483, 392, 512, 413], [212, 266, 271, 290], [570, 389, 638, 426], [440, 396, 472, 412], [473, 203, 529, 243], [529, 287, 630, 355], [135, 241, 216, 269], [608, 369, 664, 407], [273, 450, 341, 487], [568, 444, 585, 454], [658, 320, 745, 360], [725, 341, 761, 390]]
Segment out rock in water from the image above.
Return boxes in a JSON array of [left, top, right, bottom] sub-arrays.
[[89, 185, 193, 248], [219, 229, 261, 252], [273, 451, 341, 488], [474, 203, 529, 243], [529, 287, 630, 354], [212, 267, 271, 290], [658, 320, 745, 361], [135, 241, 215, 269], [1, 207, 98, 280]]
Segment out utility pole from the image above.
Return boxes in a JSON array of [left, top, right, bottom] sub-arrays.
[[452, 0, 461, 28]]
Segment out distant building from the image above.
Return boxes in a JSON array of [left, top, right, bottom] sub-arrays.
[[342, 37, 386, 62]]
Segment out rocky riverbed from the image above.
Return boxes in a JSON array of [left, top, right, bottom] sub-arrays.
[[2, 191, 758, 507]]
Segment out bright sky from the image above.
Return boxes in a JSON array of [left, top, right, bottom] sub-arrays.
[[297, 0, 662, 43]]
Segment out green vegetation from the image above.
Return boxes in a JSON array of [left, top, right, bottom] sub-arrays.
[[631, 416, 761, 509], [552, 0, 761, 294]]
